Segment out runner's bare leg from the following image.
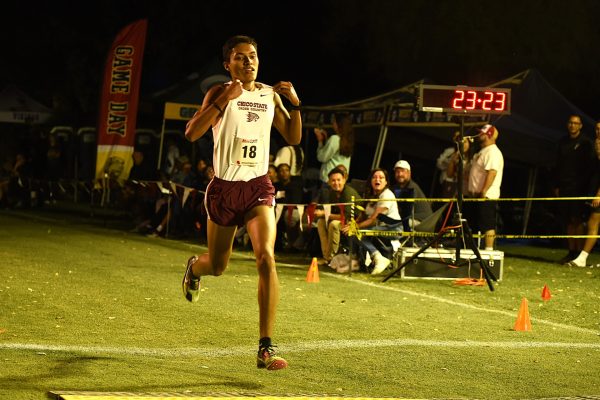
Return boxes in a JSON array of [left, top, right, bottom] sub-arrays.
[[192, 219, 237, 277], [245, 205, 278, 338]]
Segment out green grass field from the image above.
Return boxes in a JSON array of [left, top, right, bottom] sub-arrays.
[[1, 208, 600, 400]]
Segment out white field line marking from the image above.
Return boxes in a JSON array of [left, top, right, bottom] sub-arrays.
[[323, 272, 600, 336], [2, 339, 600, 358]]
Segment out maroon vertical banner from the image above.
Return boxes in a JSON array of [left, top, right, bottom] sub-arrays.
[[96, 19, 147, 184]]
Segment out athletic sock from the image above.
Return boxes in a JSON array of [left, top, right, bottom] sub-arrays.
[[573, 251, 589, 265], [259, 337, 272, 349]]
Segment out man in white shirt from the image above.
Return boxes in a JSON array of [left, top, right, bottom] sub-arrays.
[[466, 124, 504, 250]]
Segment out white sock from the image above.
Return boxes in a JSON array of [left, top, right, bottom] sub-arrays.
[[365, 252, 372, 266], [574, 251, 589, 264]]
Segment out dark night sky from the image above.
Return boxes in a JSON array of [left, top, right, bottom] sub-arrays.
[[2, 0, 599, 125]]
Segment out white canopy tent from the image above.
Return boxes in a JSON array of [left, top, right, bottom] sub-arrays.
[[0, 85, 52, 124]]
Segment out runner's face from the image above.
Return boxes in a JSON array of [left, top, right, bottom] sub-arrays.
[[595, 123, 600, 138], [225, 43, 259, 83]]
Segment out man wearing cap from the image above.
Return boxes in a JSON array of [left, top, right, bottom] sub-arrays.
[[391, 160, 432, 229], [466, 124, 504, 250]]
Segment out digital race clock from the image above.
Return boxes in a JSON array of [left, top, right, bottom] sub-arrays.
[[418, 84, 511, 115]]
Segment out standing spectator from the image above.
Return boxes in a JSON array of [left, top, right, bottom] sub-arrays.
[[436, 131, 460, 198], [274, 144, 304, 178], [314, 113, 354, 191], [436, 131, 473, 199], [162, 139, 180, 179], [567, 120, 600, 267], [314, 167, 360, 264], [45, 133, 63, 203], [445, 135, 473, 197], [465, 124, 504, 250], [553, 115, 595, 264], [390, 160, 432, 229]]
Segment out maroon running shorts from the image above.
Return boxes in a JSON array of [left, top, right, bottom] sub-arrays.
[[204, 174, 275, 227]]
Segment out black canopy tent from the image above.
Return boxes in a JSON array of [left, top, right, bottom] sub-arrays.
[[150, 67, 595, 234], [299, 69, 596, 235]]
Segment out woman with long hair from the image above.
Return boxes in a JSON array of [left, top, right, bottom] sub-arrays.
[[342, 168, 402, 275], [314, 112, 355, 187], [273, 143, 304, 177]]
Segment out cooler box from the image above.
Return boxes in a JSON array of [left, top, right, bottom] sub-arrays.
[[393, 247, 503, 281]]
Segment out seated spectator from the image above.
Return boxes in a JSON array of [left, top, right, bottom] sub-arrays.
[[342, 168, 402, 275], [267, 164, 279, 184], [301, 167, 321, 204], [205, 165, 215, 182], [129, 150, 156, 181], [0, 156, 13, 208], [194, 158, 210, 190], [7, 153, 33, 208], [274, 163, 305, 251], [314, 167, 360, 264], [146, 187, 174, 238], [390, 160, 432, 229], [190, 161, 213, 243], [335, 163, 348, 179], [196, 162, 214, 192], [122, 150, 158, 231], [171, 158, 198, 236], [169, 155, 190, 183]]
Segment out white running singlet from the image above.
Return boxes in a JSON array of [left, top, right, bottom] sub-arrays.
[[212, 82, 276, 182]]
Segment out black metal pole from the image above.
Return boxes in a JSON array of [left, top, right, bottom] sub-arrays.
[[455, 116, 465, 262]]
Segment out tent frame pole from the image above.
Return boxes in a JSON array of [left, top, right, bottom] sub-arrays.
[[522, 166, 537, 235], [371, 105, 390, 170], [157, 118, 166, 171]]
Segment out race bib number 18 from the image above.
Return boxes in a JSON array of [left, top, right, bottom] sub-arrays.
[[231, 137, 264, 167]]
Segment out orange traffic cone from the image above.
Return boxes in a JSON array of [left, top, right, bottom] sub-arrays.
[[306, 257, 320, 283], [541, 284, 552, 301], [513, 297, 532, 331]]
